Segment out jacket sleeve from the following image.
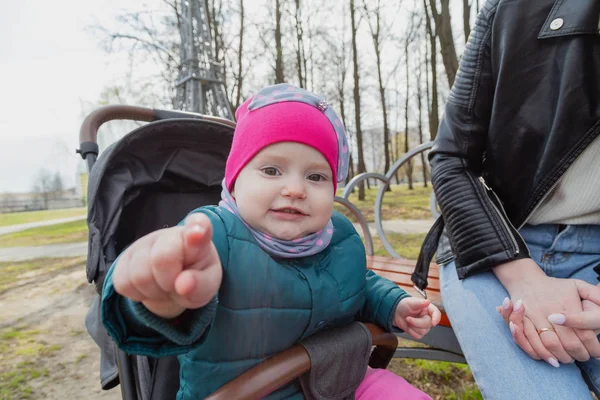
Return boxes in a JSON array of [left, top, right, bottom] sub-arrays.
[[360, 269, 411, 332], [430, 0, 529, 280], [100, 207, 229, 357]]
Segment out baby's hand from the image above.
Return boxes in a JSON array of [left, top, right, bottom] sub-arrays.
[[393, 297, 442, 339], [112, 213, 222, 319]]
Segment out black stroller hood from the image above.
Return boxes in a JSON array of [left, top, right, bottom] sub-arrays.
[[85, 118, 234, 290]]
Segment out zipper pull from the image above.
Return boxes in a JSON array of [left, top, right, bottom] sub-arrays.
[[479, 176, 492, 191]]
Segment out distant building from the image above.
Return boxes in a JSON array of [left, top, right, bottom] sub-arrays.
[[0, 189, 83, 213]]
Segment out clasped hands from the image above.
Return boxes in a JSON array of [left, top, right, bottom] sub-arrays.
[[495, 259, 600, 367]]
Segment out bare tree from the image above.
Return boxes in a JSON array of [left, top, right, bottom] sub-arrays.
[[423, 0, 439, 140], [33, 169, 63, 209], [426, 0, 458, 87], [463, 0, 471, 42], [362, 0, 398, 188], [350, 0, 367, 200], [404, 12, 419, 190], [233, 0, 245, 109], [325, 3, 354, 182], [415, 25, 429, 187], [91, 3, 181, 107], [274, 0, 285, 83], [52, 171, 64, 195], [293, 0, 307, 88]]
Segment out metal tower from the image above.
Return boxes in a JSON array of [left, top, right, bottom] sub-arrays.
[[175, 1, 233, 120]]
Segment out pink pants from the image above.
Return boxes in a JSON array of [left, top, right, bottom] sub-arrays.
[[354, 367, 432, 400]]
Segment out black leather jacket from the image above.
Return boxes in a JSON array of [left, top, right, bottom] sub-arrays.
[[421, 0, 600, 282]]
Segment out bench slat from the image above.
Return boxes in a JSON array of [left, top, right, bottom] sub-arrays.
[[367, 255, 440, 278]]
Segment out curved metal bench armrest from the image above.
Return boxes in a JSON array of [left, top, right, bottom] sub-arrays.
[[374, 142, 434, 259], [205, 323, 398, 400]]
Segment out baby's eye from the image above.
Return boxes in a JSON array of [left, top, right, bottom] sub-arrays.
[[261, 167, 280, 176], [307, 173, 327, 182]]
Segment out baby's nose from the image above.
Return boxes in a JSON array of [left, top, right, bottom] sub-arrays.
[[281, 178, 306, 198]]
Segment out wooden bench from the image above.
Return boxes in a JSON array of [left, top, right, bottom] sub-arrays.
[[336, 141, 466, 364]]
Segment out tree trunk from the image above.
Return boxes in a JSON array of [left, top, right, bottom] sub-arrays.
[[463, 0, 471, 42], [274, 0, 285, 83], [294, 0, 306, 88], [404, 38, 414, 190], [234, 0, 245, 110], [416, 51, 428, 188], [365, 0, 392, 191], [393, 88, 400, 184], [424, 0, 439, 140], [339, 94, 355, 184], [428, 0, 458, 87], [350, 0, 366, 200]]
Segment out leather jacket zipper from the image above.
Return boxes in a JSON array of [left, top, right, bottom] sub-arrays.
[[479, 177, 520, 257]]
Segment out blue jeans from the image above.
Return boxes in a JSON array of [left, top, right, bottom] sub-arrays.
[[440, 224, 600, 399]]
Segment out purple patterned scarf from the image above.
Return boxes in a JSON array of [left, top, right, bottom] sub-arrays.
[[219, 180, 334, 259]]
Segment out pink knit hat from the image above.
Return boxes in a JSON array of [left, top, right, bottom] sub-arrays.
[[225, 84, 349, 192]]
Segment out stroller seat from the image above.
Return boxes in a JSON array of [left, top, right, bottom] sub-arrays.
[[80, 106, 398, 400]]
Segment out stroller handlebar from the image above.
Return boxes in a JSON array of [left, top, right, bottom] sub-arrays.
[[205, 323, 398, 400], [77, 105, 236, 172]]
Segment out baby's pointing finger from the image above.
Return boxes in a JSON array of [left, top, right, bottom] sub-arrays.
[[149, 229, 185, 293], [182, 213, 213, 267]]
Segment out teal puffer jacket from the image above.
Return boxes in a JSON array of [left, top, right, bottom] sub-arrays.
[[102, 207, 409, 399]]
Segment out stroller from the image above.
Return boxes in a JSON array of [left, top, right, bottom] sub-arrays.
[[80, 105, 399, 400]]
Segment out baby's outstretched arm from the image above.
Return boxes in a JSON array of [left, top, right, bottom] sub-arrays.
[[112, 213, 222, 319], [393, 298, 441, 339]]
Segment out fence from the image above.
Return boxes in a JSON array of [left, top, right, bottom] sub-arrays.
[[0, 198, 85, 213]]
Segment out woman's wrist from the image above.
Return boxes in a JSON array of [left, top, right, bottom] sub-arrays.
[[493, 258, 546, 291]]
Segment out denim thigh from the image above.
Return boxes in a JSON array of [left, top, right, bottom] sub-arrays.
[[439, 224, 600, 399]]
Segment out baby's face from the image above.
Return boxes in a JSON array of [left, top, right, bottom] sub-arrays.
[[232, 142, 334, 241]]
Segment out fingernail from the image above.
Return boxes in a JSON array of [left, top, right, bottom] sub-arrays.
[[547, 313, 566, 325], [514, 299, 523, 312], [509, 321, 516, 336], [191, 225, 205, 234], [496, 306, 502, 314], [503, 297, 510, 310], [547, 357, 560, 368]]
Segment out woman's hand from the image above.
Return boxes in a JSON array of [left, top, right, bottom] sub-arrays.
[[548, 299, 600, 333], [494, 258, 600, 365]]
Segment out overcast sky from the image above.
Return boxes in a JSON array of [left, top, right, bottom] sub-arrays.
[[1, 0, 468, 194], [0, 0, 149, 193]]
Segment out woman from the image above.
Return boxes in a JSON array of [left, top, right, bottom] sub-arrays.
[[418, 0, 600, 398]]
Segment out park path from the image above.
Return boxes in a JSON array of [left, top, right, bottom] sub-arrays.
[[0, 215, 86, 236], [0, 218, 435, 263]]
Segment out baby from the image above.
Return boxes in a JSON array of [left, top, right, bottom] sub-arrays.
[[101, 83, 440, 399]]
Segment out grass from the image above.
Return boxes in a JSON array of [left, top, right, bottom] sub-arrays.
[[335, 183, 433, 222], [0, 257, 86, 293], [372, 232, 427, 260], [388, 357, 482, 399], [0, 326, 60, 399], [0, 220, 88, 248], [0, 207, 86, 227]]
